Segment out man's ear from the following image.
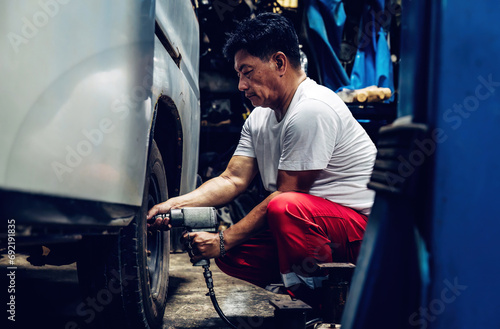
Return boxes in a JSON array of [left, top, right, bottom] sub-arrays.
[[273, 52, 287, 75]]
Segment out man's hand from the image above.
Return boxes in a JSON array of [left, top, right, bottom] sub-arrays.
[[147, 200, 172, 220], [182, 231, 221, 263], [146, 199, 179, 231]]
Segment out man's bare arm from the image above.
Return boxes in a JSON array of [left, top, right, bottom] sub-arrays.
[[147, 155, 258, 222], [222, 169, 321, 250]]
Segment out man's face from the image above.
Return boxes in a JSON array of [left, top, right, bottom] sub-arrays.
[[234, 49, 281, 108]]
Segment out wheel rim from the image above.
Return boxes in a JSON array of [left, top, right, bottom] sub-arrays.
[[146, 173, 164, 298]]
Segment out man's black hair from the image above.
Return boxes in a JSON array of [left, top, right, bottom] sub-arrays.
[[223, 13, 301, 69]]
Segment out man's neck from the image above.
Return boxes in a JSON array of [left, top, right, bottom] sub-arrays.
[[273, 71, 307, 122]]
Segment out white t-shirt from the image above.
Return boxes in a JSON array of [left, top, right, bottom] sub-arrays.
[[234, 78, 377, 215]]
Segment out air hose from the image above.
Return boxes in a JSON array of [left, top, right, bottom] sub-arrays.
[[200, 261, 238, 329], [201, 260, 324, 329]]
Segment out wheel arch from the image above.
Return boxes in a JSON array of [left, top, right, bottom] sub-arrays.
[[151, 95, 183, 198]]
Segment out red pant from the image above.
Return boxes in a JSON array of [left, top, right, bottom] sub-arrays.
[[215, 192, 368, 289]]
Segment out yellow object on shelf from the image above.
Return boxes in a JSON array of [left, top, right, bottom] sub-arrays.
[[277, 0, 299, 8], [337, 85, 393, 103]]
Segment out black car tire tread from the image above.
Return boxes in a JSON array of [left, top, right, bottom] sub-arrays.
[[77, 141, 169, 329]]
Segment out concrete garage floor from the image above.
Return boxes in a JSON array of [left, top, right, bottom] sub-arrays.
[[0, 252, 280, 329], [163, 252, 277, 329]]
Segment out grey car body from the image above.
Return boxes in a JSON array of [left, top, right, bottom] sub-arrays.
[[0, 0, 199, 226]]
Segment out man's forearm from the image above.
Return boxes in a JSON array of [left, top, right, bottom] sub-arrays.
[[169, 175, 244, 209], [148, 156, 257, 221], [223, 191, 282, 250]]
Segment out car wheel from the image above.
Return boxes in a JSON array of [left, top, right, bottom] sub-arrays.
[[77, 140, 169, 329]]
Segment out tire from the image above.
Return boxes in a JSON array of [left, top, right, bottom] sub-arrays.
[[77, 140, 170, 329]]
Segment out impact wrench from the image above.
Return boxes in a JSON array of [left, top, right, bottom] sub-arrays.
[[150, 207, 238, 329]]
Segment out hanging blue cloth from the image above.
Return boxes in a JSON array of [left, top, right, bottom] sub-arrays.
[[350, 50, 365, 89], [376, 28, 395, 99], [347, 0, 395, 98], [349, 1, 379, 89], [349, 11, 378, 90], [317, 0, 345, 55], [306, 0, 350, 91]]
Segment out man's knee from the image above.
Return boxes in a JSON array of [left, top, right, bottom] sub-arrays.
[[268, 191, 298, 213], [267, 192, 302, 228]]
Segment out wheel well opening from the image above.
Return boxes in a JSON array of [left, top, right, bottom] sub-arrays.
[[153, 95, 183, 198]]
